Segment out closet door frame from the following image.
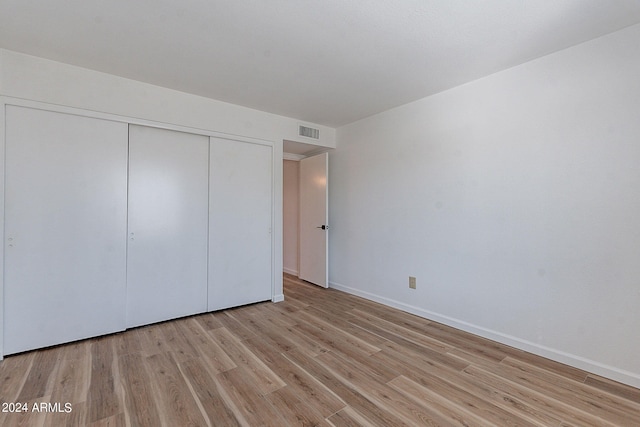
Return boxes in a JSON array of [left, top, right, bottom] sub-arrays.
[[0, 97, 278, 359]]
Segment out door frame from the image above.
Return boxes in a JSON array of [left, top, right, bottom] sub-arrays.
[[282, 146, 333, 288]]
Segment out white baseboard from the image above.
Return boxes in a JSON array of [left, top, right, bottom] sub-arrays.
[[329, 280, 640, 389], [272, 293, 285, 303], [283, 267, 298, 276]]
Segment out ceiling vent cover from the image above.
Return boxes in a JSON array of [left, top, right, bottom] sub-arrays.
[[299, 125, 320, 140]]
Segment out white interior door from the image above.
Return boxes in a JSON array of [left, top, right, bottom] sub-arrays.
[[299, 152, 329, 288], [209, 137, 272, 311], [127, 125, 209, 327], [4, 106, 128, 354]]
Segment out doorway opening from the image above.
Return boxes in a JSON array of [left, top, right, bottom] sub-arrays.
[[283, 140, 332, 288]]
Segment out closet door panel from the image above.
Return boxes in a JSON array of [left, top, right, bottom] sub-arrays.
[[127, 125, 209, 327], [4, 106, 128, 354], [209, 137, 272, 311]]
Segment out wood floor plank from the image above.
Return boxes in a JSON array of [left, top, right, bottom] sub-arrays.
[[243, 335, 346, 417], [418, 321, 512, 363], [508, 348, 589, 383], [17, 347, 60, 401], [585, 374, 640, 403], [388, 375, 498, 427], [348, 315, 469, 372], [136, 323, 174, 357], [178, 357, 242, 427], [193, 312, 225, 331], [215, 367, 287, 427], [0, 276, 638, 426], [259, 312, 330, 357], [62, 339, 93, 361], [373, 351, 541, 427], [45, 400, 87, 427], [87, 412, 126, 427], [385, 344, 563, 426], [283, 349, 410, 427], [210, 310, 258, 341], [263, 295, 308, 315], [118, 354, 162, 427], [316, 345, 399, 385], [498, 357, 640, 424], [304, 306, 389, 348], [0, 351, 34, 403], [49, 357, 90, 409], [326, 407, 377, 427], [446, 346, 509, 373], [172, 318, 237, 375], [462, 364, 621, 427], [343, 297, 434, 332], [371, 341, 464, 383], [287, 309, 381, 359], [145, 352, 208, 427], [209, 327, 286, 394], [264, 385, 327, 427], [3, 403, 48, 427], [316, 351, 459, 427], [348, 307, 452, 352], [298, 295, 360, 320], [87, 337, 121, 423], [42, 412, 82, 427], [157, 320, 201, 363], [225, 307, 297, 353], [420, 349, 564, 426]]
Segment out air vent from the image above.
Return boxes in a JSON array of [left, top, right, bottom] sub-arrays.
[[299, 125, 320, 139]]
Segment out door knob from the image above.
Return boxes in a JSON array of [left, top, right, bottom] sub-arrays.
[[316, 225, 329, 230]]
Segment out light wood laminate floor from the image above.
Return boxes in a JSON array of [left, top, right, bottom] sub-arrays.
[[1, 273, 639, 426]]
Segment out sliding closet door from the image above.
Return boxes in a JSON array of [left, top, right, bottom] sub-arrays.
[[209, 137, 273, 311], [4, 106, 128, 354], [127, 125, 209, 327]]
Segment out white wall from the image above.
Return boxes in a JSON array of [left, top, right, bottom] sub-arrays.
[[0, 49, 336, 147], [283, 160, 300, 275], [330, 24, 640, 387]]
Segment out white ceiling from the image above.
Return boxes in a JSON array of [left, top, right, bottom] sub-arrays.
[[2, 1, 640, 128]]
